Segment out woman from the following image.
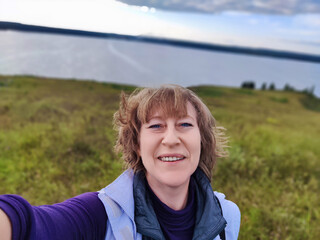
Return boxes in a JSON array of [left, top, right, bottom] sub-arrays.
[[0, 85, 240, 240]]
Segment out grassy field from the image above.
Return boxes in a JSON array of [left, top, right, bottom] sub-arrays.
[[0, 75, 319, 239]]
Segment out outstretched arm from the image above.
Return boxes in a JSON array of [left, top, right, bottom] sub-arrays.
[[0, 208, 11, 240], [0, 192, 107, 240]]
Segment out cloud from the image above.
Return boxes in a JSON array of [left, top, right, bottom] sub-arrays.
[[116, 0, 320, 15], [293, 14, 320, 27]]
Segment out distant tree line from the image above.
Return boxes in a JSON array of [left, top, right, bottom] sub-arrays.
[[241, 81, 316, 97], [241, 81, 275, 90], [241, 81, 255, 89]]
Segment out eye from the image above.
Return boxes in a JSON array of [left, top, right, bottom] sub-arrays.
[[180, 122, 193, 127], [149, 124, 162, 129]]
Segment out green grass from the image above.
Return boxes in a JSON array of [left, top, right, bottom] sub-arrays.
[[0, 75, 319, 239], [300, 94, 320, 112]]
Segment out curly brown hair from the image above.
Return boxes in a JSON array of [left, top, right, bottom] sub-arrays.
[[113, 85, 228, 180]]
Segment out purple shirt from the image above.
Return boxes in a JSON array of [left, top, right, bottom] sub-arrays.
[[147, 178, 196, 240], [1, 183, 197, 240], [0, 192, 107, 240]]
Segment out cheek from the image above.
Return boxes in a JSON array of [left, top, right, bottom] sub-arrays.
[[194, 132, 202, 158], [138, 132, 151, 157], [138, 131, 146, 156]]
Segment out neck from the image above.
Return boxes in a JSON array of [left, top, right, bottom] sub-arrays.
[[146, 178, 190, 211]]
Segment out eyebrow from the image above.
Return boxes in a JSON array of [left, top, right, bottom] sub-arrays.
[[147, 115, 195, 122], [147, 116, 163, 122], [180, 115, 196, 122]]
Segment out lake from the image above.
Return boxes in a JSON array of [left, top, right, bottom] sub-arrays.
[[1, 30, 319, 97]]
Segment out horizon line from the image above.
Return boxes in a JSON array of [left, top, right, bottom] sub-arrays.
[[1, 21, 320, 64]]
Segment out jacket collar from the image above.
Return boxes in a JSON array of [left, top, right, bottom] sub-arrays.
[[192, 168, 227, 239], [133, 171, 165, 240], [133, 168, 227, 240], [103, 169, 135, 221]]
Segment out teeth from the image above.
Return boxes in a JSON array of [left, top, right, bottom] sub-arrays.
[[159, 157, 184, 162]]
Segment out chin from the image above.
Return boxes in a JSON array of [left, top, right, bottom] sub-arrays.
[[160, 173, 192, 188]]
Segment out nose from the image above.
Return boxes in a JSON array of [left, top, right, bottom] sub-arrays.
[[161, 125, 181, 146]]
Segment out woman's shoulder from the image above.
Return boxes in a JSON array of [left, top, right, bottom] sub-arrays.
[[214, 191, 240, 215], [214, 191, 241, 239]]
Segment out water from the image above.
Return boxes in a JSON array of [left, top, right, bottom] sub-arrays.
[[1, 30, 319, 97]]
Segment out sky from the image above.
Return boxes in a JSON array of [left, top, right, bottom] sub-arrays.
[[0, 0, 320, 55], [118, 0, 320, 15]]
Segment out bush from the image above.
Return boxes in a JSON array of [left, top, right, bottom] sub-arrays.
[[241, 81, 255, 89]]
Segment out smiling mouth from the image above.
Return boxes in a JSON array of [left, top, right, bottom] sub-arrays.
[[158, 156, 185, 162]]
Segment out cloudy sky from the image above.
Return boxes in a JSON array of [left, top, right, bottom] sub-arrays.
[[118, 0, 320, 15], [1, 0, 320, 55]]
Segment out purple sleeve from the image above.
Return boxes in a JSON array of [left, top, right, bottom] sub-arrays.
[[0, 192, 107, 240]]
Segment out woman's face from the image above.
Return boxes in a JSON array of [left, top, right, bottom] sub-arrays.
[[139, 102, 201, 191]]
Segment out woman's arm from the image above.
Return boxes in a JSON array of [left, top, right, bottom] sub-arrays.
[[0, 208, 12, 240], [0, 192, 107, 240]]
